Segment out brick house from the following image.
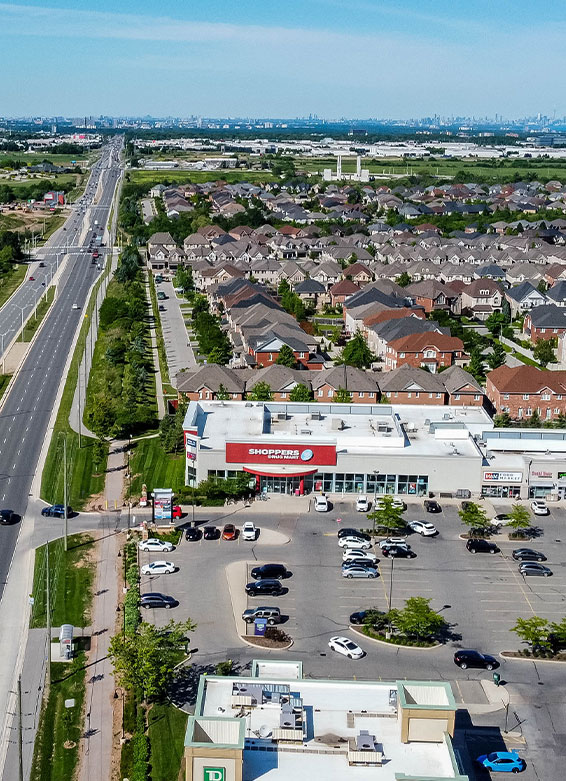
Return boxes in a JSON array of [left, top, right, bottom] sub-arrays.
[[440, 365, 485, 406], [384, 332, 467, 372], [405, 280, 460, 314], [174, 365, 246, 401], [310, 365, 380, 402], [486, 364, 566, 421], [329, 279, 361, 306], [379, 365, 448, 404], [523, 304, 566, 343]]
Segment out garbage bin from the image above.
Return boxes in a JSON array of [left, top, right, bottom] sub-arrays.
[[493, 672, 501, 687]]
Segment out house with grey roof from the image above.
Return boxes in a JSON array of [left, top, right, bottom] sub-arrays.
[[505, 281, 547, 317]]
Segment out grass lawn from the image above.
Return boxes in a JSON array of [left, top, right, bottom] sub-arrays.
[[129, 169, 276, 186], [41, 212, 66, 241], [0, 263, 27, 309], [0, 374, 11, 400], [30, 533, 96, 628], [148, 703, 188, 781], [40, 258, 110, 509], [0, 153, 89, 167], [7, 173, 81, 194], [128, 437, 185, 498], [29, 654, 87, 781], [21, 286, 55, 341]]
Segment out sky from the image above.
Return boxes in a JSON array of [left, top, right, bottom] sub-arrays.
[[1, 0, 565, 119]]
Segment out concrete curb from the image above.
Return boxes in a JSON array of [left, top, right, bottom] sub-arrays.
[[500, 651, 566, 664], [351, 626, 441, 650], [225, 560, 251, 645], [241, 636, 294, 651]]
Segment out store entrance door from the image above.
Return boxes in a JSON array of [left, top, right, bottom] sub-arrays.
[[261, 476, 300, 495]]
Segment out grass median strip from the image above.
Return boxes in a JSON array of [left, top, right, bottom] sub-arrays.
[[147, 702, 188, 781], [19, 286, 55, 342], [0, 263, 27, 309]]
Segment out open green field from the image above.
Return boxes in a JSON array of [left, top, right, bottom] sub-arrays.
[[147, 702, 188, 781], [0, 263, 26, 309], [0, 153, 89, 168], [128, 169, 276, 186], [128, 437, 185, 498], [4, 173, 82, 193]]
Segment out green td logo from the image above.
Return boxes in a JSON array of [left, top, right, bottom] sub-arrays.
[[204, 768, 225, 781]]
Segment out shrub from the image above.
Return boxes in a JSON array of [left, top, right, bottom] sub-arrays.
[[264, 627, 291, 644]]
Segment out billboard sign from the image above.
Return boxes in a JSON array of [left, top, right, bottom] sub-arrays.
[[226, 442, 336, 466]]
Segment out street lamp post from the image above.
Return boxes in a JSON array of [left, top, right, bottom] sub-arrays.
[[386, 556, 395, 639], [14, 304, 27, 342]]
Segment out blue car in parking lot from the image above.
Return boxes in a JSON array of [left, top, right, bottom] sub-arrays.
[[476, 750, 525, 773]]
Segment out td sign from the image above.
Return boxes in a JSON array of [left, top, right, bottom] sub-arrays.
[[204, 769, 225, 781]]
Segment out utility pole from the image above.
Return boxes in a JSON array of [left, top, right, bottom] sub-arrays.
[[63, 437, 68, 552], [17, 675, 23, 781], [78, 365, 82, 449], [46, 541, 51, 687]]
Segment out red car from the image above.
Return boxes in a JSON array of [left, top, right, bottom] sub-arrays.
[[172, 505, 182, 519], [222, 523, 237, 540], [29, 276, 35, 281]]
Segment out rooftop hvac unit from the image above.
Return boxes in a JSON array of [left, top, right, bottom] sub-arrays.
[[277, 412, 287, 421], [331, 418, 344, 430], [300, 429, 312, 435], [311, 411, 321, 420], [443, 413, 451, 420], [424, 419, 431, 427], [245, 402, 253, 407]]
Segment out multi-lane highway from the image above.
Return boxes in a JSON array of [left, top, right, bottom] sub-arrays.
[[0, 137, 123, 596]]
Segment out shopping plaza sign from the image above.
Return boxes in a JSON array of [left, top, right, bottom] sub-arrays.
[[226, 441, 337, 466]]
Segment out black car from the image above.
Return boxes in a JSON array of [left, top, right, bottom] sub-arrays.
[[349, 609, 384, 625], [185, 526, 202, 541], [337, 528, 371, 541], [454, 649, 498, 671], [382, 545, 417, 558], [512, 548, 546, 562], [245, 579, 284, 597], [41, 504, 73, 518], [424, 500, 441, 513], [0, 509, 16, 525], [250, 564, 288, 580], [140, 593, 177, 609], [203, 526, 219, 540], [466, 538, 500, 554]]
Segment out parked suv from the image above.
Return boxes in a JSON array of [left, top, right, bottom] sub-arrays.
[[242, 606, 281, 625], [454, 649, 498, 671], [466, 538, 500, 554], [245, 579, 284, 597], [250, 564, 288, 580], [41, 504, 73, 518]]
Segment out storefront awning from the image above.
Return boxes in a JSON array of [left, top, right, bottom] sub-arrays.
[[243, 465, 319, 478]]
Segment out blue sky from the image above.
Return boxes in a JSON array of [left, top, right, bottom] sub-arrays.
[[1, 0, 565, 118]]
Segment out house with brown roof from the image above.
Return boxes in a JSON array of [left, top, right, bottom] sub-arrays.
[[486, 364, 566, 420], [405, 280, 460, 314], [344, 262, 373, 286], [329, 279, 361, 306], [385, 331, 467, 372], [174, 365, 247, 401]]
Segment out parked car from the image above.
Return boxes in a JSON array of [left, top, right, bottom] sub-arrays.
[[0, 509, 16, 525], [375, 498, 405, 511], [185, 527, 202, 541], [342, 564, 378, 579], [138, 538, 174, 553], [245, 579, 284, 597], [356, 495, 369, 512], [338, 536, 372, 550], [314, 495, 329, 512], [222, 523, 237, 540], [424, 500, 441, 513], [519, 562, 552, 577], [140, 593, 177, 609], [172, 505, 183, 519], [531, 500, 549, 516], [491, 513, 511, 527], [408, 521, 438, 536], [242, 606, 281, 625], [382, 544, 416, 559], [328, 635, 364, 659], [337, 528, 371, 541], [454, 649, 498, 671], [512, 548, 546, 562], [250, 564, 288, 580], [203, 526, 219, 540], [242, 521, 257, 541], [140, 561, 176, 576], [476, 751, 525, 773], [343, 549, 378, 564], [349, 609, 384, 625], [466, 539, 500, 554], [378, 537, 407, 548], [41, 504, 73, 518]]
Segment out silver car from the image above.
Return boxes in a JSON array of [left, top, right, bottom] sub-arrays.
[[342, 564, 378, 579]]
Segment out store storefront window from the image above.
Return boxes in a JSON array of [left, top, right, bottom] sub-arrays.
[[481, 485, 521, 498], [529, 485, 554, 498]]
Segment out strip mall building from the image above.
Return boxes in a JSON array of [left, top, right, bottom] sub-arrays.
[[183, 401, 566, 500]]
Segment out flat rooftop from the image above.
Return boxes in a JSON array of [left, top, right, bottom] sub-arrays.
[[196, 676, 460, 781], [185, 401, 491, 461]]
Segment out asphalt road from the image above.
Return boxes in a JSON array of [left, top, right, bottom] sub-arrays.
[[0, 138, 122, 597]]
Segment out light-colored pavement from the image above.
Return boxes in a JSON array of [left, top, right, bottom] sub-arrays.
[[145, 279, 165, 417], [157, 279, 197, 378], [141, 198, 156, 225]]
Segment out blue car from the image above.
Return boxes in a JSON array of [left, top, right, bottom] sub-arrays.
[[476, 751, 525, 773]]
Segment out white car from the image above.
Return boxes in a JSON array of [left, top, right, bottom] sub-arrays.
[[356, 495, 369, 512], [328, 635, 364, 659], [338, 536, 372, 550], [531, 500, 549, 516], [408, 521, 438, 536], [314, 495, 329, 512], [138, 538, 174, 553], [375, 498, 405, 511], [343, 548, 378, 563], [491, 514, 510, 528], [141, 561, 176, 576], [242, 521, 257, 541], [378, 537, 407, 549], [72, 303, 79, 310]]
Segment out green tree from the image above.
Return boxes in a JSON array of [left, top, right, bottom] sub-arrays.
[[485, 311, 508, 336], [208, 345, 231, 365], [511, 616, 551, 653], [397, 271, 412, 288], [501, 297, 511, 323], [493, 411, 512, 427], [289, 383, 312, 402], [87, 395, 116, 438], [458, 501, 491, 537], [92, 438, 107, 474], [555, 412, 566, 428], [467, 346, 485, 381], [216, 383, 230, 401], [367, 495, 406, 534], [108, 619, 196, 702], [276, 344, 297, 368], [333, 386, 353, 403], [487, 341, 506, 370], [247, 381, 273, 401], [533, 338, 556, 367], [506, 504, 531, 533], [537, 279, 548, 293], [528, 409, 542, 427], [550, 617, 566, 649], [336, 332, 374, 369], [388, 597, 447, 642]]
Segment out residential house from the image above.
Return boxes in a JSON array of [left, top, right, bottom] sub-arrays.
[[378, 365, 448, 405], [174, 365, 246, 401], [385, 331, 467, 372], [440, 365, 484, 406], [310, 365, 380, 403], [505, 281, 548, 318], [486, 364, 566, 421], [246, 365, 311, 401], [329, 279, 361, 307], [294, 278, 326, 306], [343, 262, 373, 286], [459, 279, 503, 321], [405, 280, 460, 314], [523, 304, 566, 343], [546, 280, 566, 307]]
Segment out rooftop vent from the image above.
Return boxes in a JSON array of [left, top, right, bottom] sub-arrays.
[[331, 418, 344, 430]]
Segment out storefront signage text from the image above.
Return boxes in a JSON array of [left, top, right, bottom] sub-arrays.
[[483, 471, 522, 483], [531, 470, 553, 479], [226, 441, 336, 466]]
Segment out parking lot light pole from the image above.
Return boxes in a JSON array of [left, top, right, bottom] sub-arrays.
[[386, 557, 394, 639]]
